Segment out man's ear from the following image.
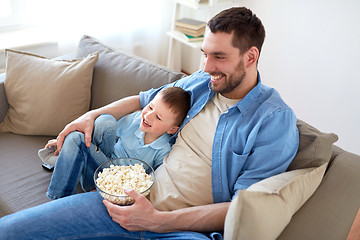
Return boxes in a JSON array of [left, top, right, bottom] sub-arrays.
[[167, 126, 179, 134], [245, 46, 259, 68]]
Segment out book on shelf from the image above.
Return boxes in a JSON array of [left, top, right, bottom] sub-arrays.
[[176, 32, 204, 42], [184, 34, 204, 42], [175, 26, 205, 37], [175, 18, 206, 31]]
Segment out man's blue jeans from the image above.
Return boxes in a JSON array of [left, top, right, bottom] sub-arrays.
[[0, 192, 217, 240], [47, 114, 117, 199]]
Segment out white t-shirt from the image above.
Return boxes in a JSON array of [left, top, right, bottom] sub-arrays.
[[150, 93, 240, 211]]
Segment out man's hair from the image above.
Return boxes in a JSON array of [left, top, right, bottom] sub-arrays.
[[207, 7, 265, 56], [158, 87, 191, 126]]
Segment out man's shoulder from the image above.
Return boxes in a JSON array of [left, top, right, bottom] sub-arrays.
[[243, 83, 295, 123], [260, 84, 291, 111], [175, 70, 210, 88]]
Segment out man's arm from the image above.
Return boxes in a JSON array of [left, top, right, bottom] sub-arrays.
[[103, 189, 229, 233], [56, 95, 141, 152]]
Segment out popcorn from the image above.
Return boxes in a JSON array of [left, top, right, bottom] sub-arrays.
[[95, 163, 153, 205]]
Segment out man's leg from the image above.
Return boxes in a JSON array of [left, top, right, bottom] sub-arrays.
[[0, 192, 213, 240], [0, 192, 135, 240], [47, 114, 117, 199]]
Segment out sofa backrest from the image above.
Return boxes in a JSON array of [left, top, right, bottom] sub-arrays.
[[287, 119, 338, 170], [75, 35, 187, 110]]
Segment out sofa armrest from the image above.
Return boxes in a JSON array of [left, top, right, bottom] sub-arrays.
[[278, 146, 360, 240], [0, 73, 9, 123]]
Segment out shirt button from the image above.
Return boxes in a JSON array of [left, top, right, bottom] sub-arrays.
[[186, 115, 190, 118]]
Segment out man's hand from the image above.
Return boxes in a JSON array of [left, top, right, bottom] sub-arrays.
[[103, 188, 229, 233], [56, 112, 96, 153], [103, 189, 165, 232]]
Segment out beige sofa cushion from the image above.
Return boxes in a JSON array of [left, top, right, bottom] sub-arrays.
[[0, 49, 98, 136], [224, 163, 327, 240], [288, 119, 338, 170]]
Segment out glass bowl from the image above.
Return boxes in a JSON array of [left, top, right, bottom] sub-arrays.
[[93, 158, 155, 205]]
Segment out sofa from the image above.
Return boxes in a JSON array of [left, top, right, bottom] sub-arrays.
[[0, 35, 359, 240]]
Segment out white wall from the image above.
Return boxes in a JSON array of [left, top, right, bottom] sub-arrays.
[[243, 0, 360, 154], [182, 0, 360, 155], [0, 0, 173, 70]]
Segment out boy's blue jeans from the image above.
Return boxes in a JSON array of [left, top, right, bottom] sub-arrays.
[[47, 114, 117, 199]]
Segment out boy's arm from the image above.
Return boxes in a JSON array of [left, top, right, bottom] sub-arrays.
[[57, 95, 141, 152]]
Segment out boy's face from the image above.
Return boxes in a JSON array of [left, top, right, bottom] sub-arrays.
[[140, 94, 180, 139], [201, 31, 247, 99]]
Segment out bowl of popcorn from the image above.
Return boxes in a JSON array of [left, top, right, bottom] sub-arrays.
[[94, 158, 155, 205]]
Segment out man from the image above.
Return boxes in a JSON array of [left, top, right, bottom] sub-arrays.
[[0, 7, 299, 239]]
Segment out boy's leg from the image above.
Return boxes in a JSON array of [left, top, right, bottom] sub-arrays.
[[0, 192, 213, 240], [91, 114, 117, 157], [80, 114, 117, 191], [47, 115, 117, 199]]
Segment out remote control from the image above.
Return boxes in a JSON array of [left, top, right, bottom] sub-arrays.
[[42, 163, 54, 171]]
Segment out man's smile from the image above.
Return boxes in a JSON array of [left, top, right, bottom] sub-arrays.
[[210, 74, 225, 84]]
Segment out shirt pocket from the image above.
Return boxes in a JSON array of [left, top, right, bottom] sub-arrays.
[[230, 151, 249, 174]]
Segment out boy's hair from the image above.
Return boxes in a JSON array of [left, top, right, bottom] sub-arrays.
[[207, 7, 265, 57], [158, 87, 191, 126]]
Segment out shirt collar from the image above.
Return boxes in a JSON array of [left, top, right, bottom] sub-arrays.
[[233, 71, 262, 114], [135, 128, 171, 150]]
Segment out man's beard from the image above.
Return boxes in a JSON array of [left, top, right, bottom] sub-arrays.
[[210, 59, 246, 94]]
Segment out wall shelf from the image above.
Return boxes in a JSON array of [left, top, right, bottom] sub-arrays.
[[166, 30, 203, 49], [167, 0, 237, 72]]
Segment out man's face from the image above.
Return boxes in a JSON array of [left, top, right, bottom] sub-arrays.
[[201, 31, 246, 98]]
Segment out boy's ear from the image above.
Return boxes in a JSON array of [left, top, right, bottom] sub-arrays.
[[167, 126, 179, 134]]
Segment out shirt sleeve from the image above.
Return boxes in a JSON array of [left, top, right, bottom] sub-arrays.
[[232, 109, 299, 196], [139, 70, 209, 109]]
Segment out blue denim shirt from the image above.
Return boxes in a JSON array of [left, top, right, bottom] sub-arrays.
[[139, 70, 299, 203]]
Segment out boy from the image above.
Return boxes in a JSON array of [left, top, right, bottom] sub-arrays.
[[40, 87, 190, 199]]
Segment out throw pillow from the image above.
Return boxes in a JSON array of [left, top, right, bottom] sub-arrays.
[[287, 119, 338, 170], [75, 35, 186, 109], [0, 49, 99, 136], [224, 163, 327, 240]]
